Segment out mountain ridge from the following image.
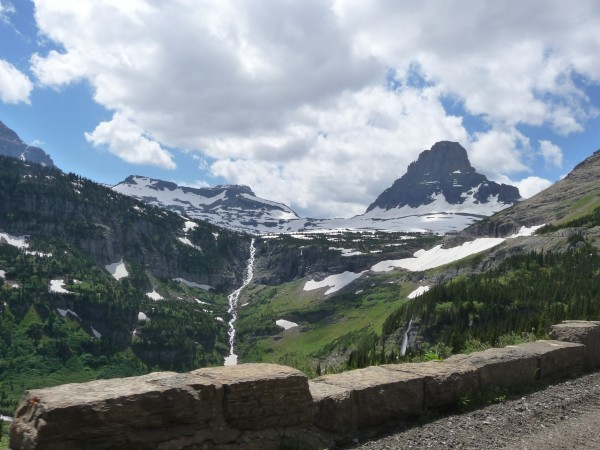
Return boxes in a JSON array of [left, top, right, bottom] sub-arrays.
[[0, 120, 55, 167]]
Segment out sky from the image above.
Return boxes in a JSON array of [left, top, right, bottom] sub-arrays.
[[1, 0, 599, 219]]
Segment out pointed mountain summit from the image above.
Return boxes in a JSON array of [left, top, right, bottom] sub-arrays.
[[0, 120, 55, 167], [367, 141, 521, 212]]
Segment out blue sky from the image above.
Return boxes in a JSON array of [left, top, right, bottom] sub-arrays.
[[1, 1, 599, 218]]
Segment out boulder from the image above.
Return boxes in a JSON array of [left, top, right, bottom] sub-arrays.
[[310, 366, 423, 431], [383, 360, 478, 410], [551, 320, 600, 370], [191, 363, 314, 430]]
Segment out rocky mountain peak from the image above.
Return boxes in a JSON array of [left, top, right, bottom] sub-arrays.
[[366, 141, 521, 213], [0, 120, 56, 167], [407, 141, 476, 178]]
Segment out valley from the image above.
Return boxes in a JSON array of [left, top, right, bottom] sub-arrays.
[[1, 119, 600, 448]]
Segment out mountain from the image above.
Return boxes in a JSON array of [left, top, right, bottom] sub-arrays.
[[0, 155, 254, 415], [112, 176, 300, 234], [115, 142, 521, 235], [0, 120, 55, 167], [465, 148, 600, 237], [359, 141, 522, 233]]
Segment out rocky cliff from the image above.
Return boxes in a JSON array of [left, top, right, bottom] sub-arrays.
[[0, 121, 55, 167]]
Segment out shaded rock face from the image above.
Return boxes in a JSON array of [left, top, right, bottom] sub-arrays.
[[367, 141, 521, 212], [0, 121, 55, 167], [464, 148, 600, 237]]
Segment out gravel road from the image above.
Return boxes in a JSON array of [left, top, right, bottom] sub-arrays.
[[348, 371, 600, 449]]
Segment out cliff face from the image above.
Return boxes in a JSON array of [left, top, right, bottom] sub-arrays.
[[0, 156, 250, 290], [0, 121, 55, 167]]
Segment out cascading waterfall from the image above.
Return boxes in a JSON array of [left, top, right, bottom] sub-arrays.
[[224, 238, 256, 366]]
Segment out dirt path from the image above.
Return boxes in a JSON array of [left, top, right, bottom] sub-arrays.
[[349, 371, 600, 449]]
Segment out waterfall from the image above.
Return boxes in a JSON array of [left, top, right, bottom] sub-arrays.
[[400, 318, 413, 357], [224, 238, 256, 366]]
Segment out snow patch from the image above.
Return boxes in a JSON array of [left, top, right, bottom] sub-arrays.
[[173, 278, 213, 291], [105, 259, 129, 280], [304, 271, 365, 295], [329, 247, 363, 257], [371, 238, 505, 273], [146, 290, 163, 301], [216, 317, 224, 322], [408, 286, 430, 299], [276, 319, 299, 330], [25, 250, 52, 257], [0, 270, 5, 279], [49, 279, 73, 294], [178, 237, 202, 251], [511, 224, 545, 237], [91, 327, 102, 338], [138, 312, 149, 321], [195, 298, 209, 305], [183, 220, 197, 232], [0, 232, 29, 249], [56, 308, 80, 319]]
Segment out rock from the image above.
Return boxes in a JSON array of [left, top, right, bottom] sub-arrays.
[[382, 360, 479, 410], [446, 346, 539, 392], [9, 372, 231, 450], [191, 363, 314, 430], [309, 381, 356, 434], [310, 366, 423, 431], [551, 320, 600, 370], [510, 340, 585, 380]]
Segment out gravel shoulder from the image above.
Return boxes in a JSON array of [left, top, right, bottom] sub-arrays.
[[349, 371, 600, 449]]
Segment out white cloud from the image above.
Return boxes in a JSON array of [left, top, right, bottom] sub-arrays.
[[85, 113, 176, 170], [0, 1, 15, 23], [539, 140, 564, 168], [30, 0, 600, 216], [0, 59, 32, 104], [513, 176, 554, 199]]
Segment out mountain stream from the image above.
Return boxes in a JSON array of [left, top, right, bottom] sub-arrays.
[[224, 238, 256, 366]]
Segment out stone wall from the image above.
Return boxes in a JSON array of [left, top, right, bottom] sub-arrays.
[[9, 321, 600, 449]]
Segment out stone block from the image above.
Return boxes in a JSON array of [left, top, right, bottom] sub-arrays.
[[383, 360, 479, 410], [446, 346, 538, 392], [309, 381, 355, 434], [191, 363, 314, 430], [310, 365, 423, 430], [511, 340, 585, 380], [551, 320, 600, 370], [10, 372, 226, 450]]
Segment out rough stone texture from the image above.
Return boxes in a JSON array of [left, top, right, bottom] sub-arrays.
[[446, 346, 539, 392], [382, 360, 479, 410], [311, 366, 423, 431], [191, 363, 314, 430], [510, 340, 585, 380], [10, 372, 231, 450], [551, 320, 600, 370], [309, 381, 355, 434]]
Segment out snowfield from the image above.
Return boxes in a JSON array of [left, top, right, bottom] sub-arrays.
[[304, 271, 365, 295], [105, 260, 129, 280], [371, 238, 506, 272]]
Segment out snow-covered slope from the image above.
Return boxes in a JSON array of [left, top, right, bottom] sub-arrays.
[[114, 142, 521, 235], [112, 176, 300, 234]]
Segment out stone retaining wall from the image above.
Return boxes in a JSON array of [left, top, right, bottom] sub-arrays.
[[9, 320, 600, 449]]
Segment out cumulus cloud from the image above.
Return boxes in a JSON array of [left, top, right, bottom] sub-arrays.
[[30, 0, 600, 216], [0, 59, 32, 104], [539, 140, 564, 168], [514, 176, 554, 199], [85, 114, 176, 170]]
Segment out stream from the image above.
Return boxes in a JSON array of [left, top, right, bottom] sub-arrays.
[[223, 238, 256, 366]]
